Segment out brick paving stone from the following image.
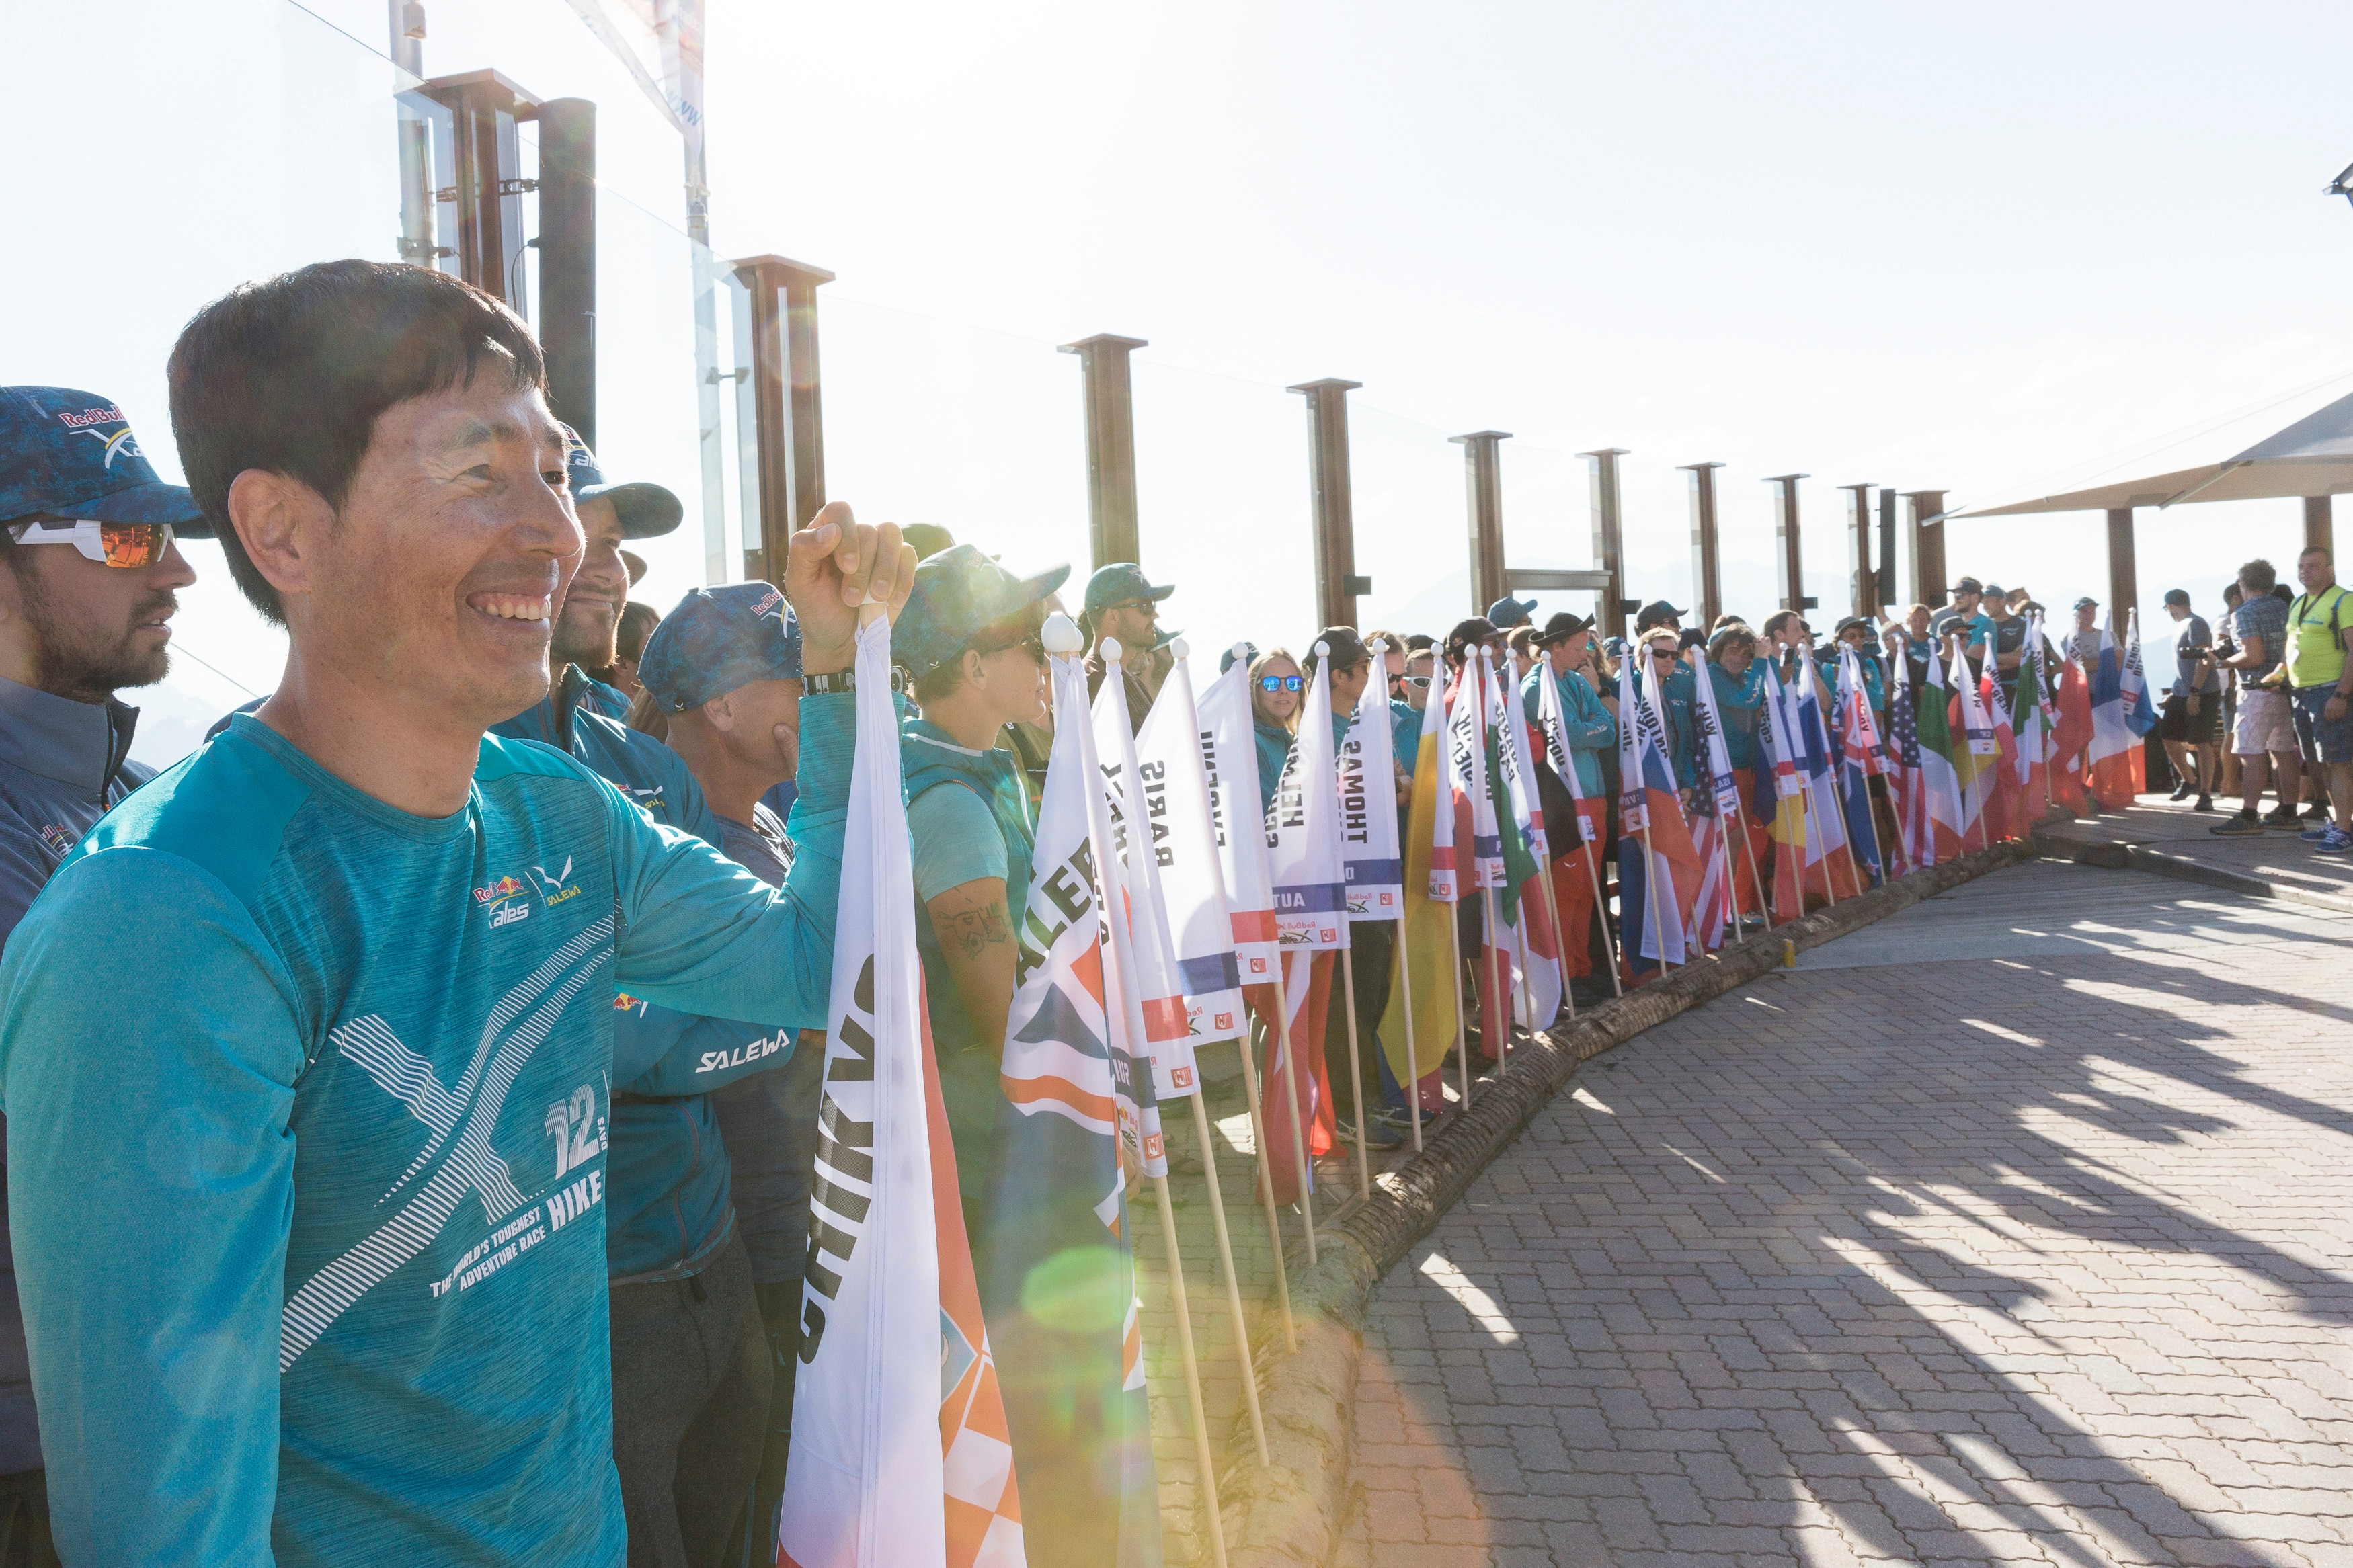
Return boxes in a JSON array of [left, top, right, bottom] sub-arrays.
[[1343, 863, 2353, 1566]]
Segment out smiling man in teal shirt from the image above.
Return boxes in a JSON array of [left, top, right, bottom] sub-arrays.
[[0, 261, 912, 1567]]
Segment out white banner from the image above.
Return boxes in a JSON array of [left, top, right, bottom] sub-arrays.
[[1267, 649, 1347, 949], [1338, 641, 1404, 921], [559, 0, 707, 157], [1194, 655, 1283, 989], [1092, 648, 1203, 1100], [781, 613, 944, 1568], [1133, 646, 1248, 1043]]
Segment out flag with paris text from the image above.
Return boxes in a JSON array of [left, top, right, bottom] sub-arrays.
[[1133, 646, 1248, 1046], [1094, 651, 1203, 1103]]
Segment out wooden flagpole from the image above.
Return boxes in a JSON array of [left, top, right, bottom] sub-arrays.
[[1478, 885, 1512, 1067], [1185, 1091, 1268, 1464], [1579, 824, 1624, 994], [1736, 807, 1773, 928], [1149, 1174, 1230, 1568], [1338, 940, 1372, 1202], [1445, 909, 1474, 1106], [1271, 956, 1317, 1266], [1227, 1033, 1295, 1352], [1535, 852, 1577, 1014], [1395, 915, 1423, 1152], [1636, 823, 1672, 972]]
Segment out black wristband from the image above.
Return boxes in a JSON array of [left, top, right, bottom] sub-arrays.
[[803, 669, 854, 696]]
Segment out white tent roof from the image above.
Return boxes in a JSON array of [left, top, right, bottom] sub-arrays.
[[1954, 375, 2353, 518]]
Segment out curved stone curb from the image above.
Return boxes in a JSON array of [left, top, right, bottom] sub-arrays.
[[1218, 839, 2036, 1568]]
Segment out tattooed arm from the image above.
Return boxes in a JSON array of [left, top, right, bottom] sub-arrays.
[[925, 876, 1019, 1056]]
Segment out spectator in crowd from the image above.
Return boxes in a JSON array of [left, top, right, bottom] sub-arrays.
[[2065, 595, 2102, 669], [1082, 562, 1172, 725], [0, 259, 910, 1565], [1981, 587, 2026, 675], [2216, 582, 2247, 798], [1706, 623, 1773, 920], [1248, 647, 1304, 813], [1634, 600, 1684, 638], [1220, 640, 1259, 675], [0, 386, 206, 1567], [1304, 630, 1403, 1149], [1828, 616, 1887, 715], [2284, 545, 2353, 853], [595, 598, 660, 702], [2160, 587, 2220, 811], [1895, 603, 1936, 687], [629, 583, 820, 1563], [1366, 628, 1420, 778], [893, 546, 1066, 1241], [2211, 557, 2303, 835], [2006, 586, 2032, 614], [1931, 576, 1991, 651], [1525, 612, 1618, 1000], [1486, 594, 1536, 633], [1638, 626, 1698, 790], [1443, 616, 1504, 675], [1504, 622, 1540, 682]]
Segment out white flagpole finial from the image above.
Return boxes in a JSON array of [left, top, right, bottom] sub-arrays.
[[1101, 636, 1125, 664], [1311, 641, 1330, 659], [1169, 636, 1190, 660], [1042, 612, 1084, 655]]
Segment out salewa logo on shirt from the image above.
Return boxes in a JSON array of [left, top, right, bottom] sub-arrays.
[[695, 1028, 792, 1074], [530, 855, 582, 908]]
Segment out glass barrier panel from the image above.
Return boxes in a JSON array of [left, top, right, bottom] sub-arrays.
[[1351, 403, 1472, 639]]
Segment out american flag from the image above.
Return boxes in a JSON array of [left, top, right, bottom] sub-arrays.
[[1886, 651, 1930, 870]]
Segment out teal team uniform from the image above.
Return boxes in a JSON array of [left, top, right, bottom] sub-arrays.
[[0, 702, 854, 1567]]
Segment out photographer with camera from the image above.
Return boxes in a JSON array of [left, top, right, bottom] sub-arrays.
[[2161, 589, 2221, 811]]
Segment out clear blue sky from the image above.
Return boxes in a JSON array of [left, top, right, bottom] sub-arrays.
[[8, 0, 2350, 761]]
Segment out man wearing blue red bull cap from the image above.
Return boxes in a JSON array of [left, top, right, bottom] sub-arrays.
[[1080, 561, 1171, 729], [0, 260, 913, 1567], [0, 384, 208, 1566]]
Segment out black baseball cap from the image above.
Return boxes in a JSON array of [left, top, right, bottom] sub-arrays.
[[2162, 588, 2192, 608], [563, 427, 682, 539], [1084, 562, 1174, 614], [1952, 575, 1985, 595], [1633, 600, 1685, 632], [1308, 627, 1370, 672]]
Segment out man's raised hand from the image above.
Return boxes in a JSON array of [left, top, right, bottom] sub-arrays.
[[786, 503, 916, 675]]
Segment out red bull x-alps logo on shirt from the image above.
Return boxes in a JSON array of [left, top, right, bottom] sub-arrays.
[[473, 858, 582, 928], [55, 403, 141, 469]]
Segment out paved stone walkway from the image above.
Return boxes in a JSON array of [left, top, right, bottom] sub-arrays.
[[1343, 860, 2353, 1567]]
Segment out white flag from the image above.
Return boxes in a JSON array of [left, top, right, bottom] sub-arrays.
[[558, 0, 706, 157], [1094, 652, 1205, 1100], [1133, 647, 1249, 1044], [1267, 650, 1347, 949], [1338, 642, 1404, 921], [1195, 656, 1283, 991], [781, 613, 945, 1568]]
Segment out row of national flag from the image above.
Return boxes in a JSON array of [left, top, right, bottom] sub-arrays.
[[771, 604, 2161, 1568]]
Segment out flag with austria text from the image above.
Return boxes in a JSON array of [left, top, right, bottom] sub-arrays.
[[782, 614, 1023, 1568], [1263, 653, 1347, 1202], [984, 646, 1160, 1568]]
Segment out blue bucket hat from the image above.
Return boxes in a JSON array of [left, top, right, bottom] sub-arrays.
[[896, 544, 1071, 679], [1083, 561, 1174, 614], [0, 386, 207, 532], [563, 427, 682, 540], [639, 583, 802, 712]]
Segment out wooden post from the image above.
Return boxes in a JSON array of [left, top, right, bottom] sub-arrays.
[[2106, 507, 2139, 636], [1906, 491, 1949, 608], [2307, 495, 2336, 557], [1841, 483, 1875, 618], [1683, 462, 1726, 631], [1767, 474, 1816, 616], [1293, 379, 1368, 630], [732, 255, 834, 581], [1060, 333, 1149, 569], [1454, 430, 1513, 616], [1583, 448, 1634, 643]]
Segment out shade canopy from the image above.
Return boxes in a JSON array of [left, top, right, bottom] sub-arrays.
[[1955, 383, 2353, 518]]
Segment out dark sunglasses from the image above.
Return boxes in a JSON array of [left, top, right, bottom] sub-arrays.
[[976, 632, 1046, 663], [1258, 675, 1305, 693]]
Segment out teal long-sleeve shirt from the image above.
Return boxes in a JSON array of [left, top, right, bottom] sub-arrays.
[[1519, 665, 1613, 797], [1253, 720, 1294, 816], [0, 696, 855, 1568], [1706, 661, 1767, 771]]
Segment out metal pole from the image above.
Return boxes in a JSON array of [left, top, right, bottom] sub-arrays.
[[388, 2, 436, 267], [1683, 462, 1725, 630], [1453, 431, 1512, 615], [535, 98, 596, 448], [1292, 380, 1367, 629], [1767, 474, 1814, 616], [1582, 448, 1632, 643], [1060, 334, 1150, 569], [1840, 483, 1874, 618]]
